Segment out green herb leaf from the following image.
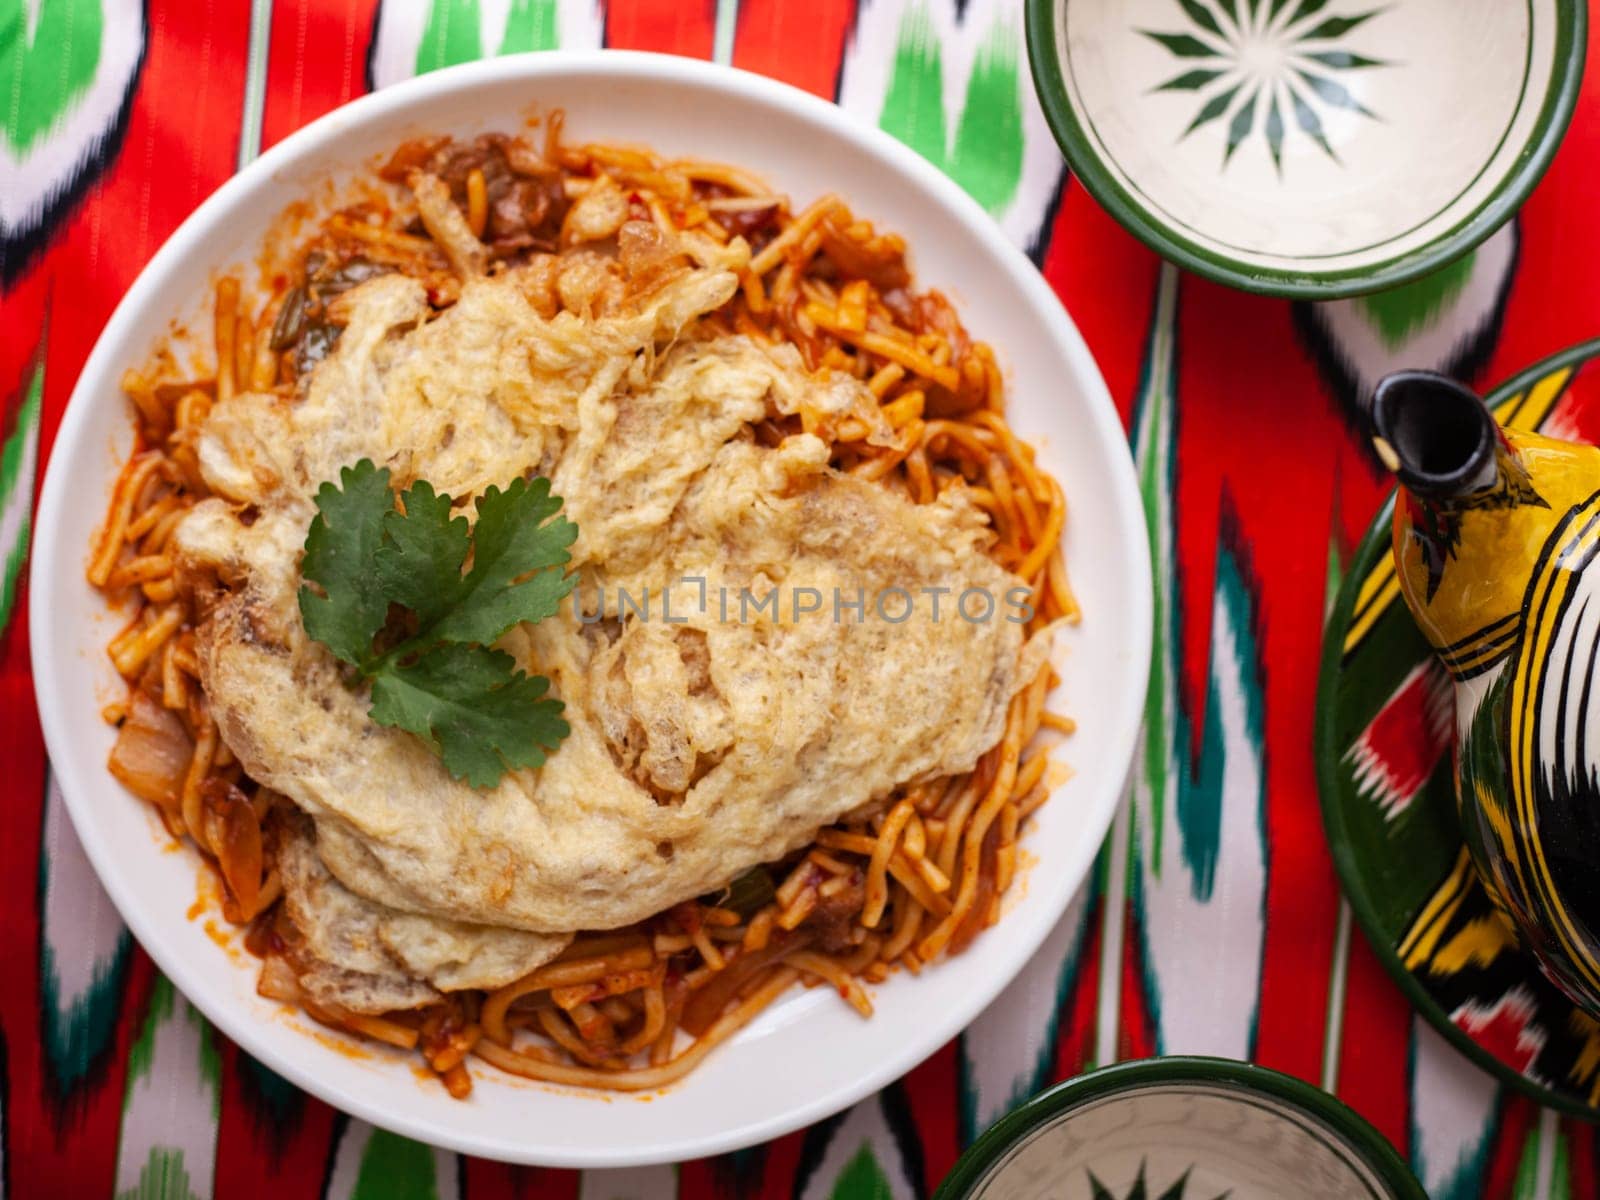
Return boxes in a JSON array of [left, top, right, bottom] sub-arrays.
[[370, 644, 569, 788], [299, 459, 395, 668], [428, 476, 579, 647], [297, 459, 579, 787], [374, 479, 471, 628], [705, 866, 776, 917]]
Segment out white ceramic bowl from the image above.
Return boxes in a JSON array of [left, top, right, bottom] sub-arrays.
[[937, 1059, 1425, 1200], [1027, 0, 1586, 298], [30, 52, 1151, 1168]]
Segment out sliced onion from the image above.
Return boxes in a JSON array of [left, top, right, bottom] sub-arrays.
[[108, 691, 192, 814], [204, 779, 265, 918], [679, 930, 810, 1038], [257, 953, 302, 1004], [618, 220, 677, 278]]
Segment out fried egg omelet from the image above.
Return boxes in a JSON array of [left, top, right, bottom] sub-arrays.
[[171, 243, 1050, 1011]]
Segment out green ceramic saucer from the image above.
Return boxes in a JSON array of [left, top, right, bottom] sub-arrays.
[[936, 1057, 1425, 1200], [1025, 0, 1586, 299], [1317, 340, 1600, 1119]]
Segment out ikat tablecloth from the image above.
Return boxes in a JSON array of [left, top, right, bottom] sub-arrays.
[[5, 1, 1600, 1196]]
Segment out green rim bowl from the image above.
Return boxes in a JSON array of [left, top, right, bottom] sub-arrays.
[[1025, 0, 1587, 299], [936, 1057, 1427, 1200]]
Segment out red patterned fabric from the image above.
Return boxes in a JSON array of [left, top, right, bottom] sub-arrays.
[[5, 2, 1599, 1195]]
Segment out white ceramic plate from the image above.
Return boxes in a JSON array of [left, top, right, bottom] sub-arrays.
[[30, 52, 1151, 1168]]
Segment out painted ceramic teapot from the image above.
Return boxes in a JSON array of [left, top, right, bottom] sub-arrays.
[[1371, 370, 1600, 1016]]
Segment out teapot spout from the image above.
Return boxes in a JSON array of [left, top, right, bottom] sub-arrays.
[[1370, 371, 1498, 500], [1376, 368, 1557, 660]]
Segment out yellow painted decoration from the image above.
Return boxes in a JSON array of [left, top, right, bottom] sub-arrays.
[[1570, 1012, 1600, 1106], [1343, 560, 1400, 655], [1498, 367, 1575, 433], [1473, 778, 1525, 919], [1508, 489, 1600, 999], [1343, 366, 1575, 657], [1401, 849, 1475, 970], [1431, 914, 1520, 975], [1394, 428, 1600, 671], [1378, 369, 1600, 1021]]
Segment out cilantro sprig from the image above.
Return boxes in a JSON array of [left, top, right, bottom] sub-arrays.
[[298, 458, 579, 787]]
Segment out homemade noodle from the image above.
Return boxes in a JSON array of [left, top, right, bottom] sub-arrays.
[[92, 115, 1077, 1098]]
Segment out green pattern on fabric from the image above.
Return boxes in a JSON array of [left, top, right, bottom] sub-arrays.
[[829, 1144, 893, 1200], [0, 0, 103, 152], [236, 0, 273, 169], [499, 0, 559, 53], [1186, 537, 1265, 897], [949, 24, 1025, 214], [0, 359, 41, 629], [416, 0, 482, 74], [1511, 1119, 1546, 1199], [1130, 263, 1266, 903], [238, 1051, 304, 1130], [1508, 1122, 1575, 1200], [115, 1147, 201, 1200], [186, 988, 223, 1117], [1132, 266, 1180, 873], [416, 0, 559, 71], [124, 975, 175, 1089], [1325, 529, 1345, 621], [878, 5, 1024, 215], [880, 6, 946, 167], [37, 892, 130, 1088], [351, 1127, 440, 1200], [1355, 251, 1478, 349], [123, 976, 219, 1113], [1551, 1125, 1573, 1200]]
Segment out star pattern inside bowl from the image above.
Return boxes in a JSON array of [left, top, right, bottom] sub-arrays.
[[1141, 0, 1394, 173]]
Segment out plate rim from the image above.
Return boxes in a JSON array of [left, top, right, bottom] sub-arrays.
[[1024, 0, 1589, 300], [26, 49, 1154, 1166], [1314, 336, 1600, 1121]]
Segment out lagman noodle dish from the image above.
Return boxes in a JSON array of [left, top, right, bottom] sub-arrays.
[[90, 114, 1078, 1097]]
